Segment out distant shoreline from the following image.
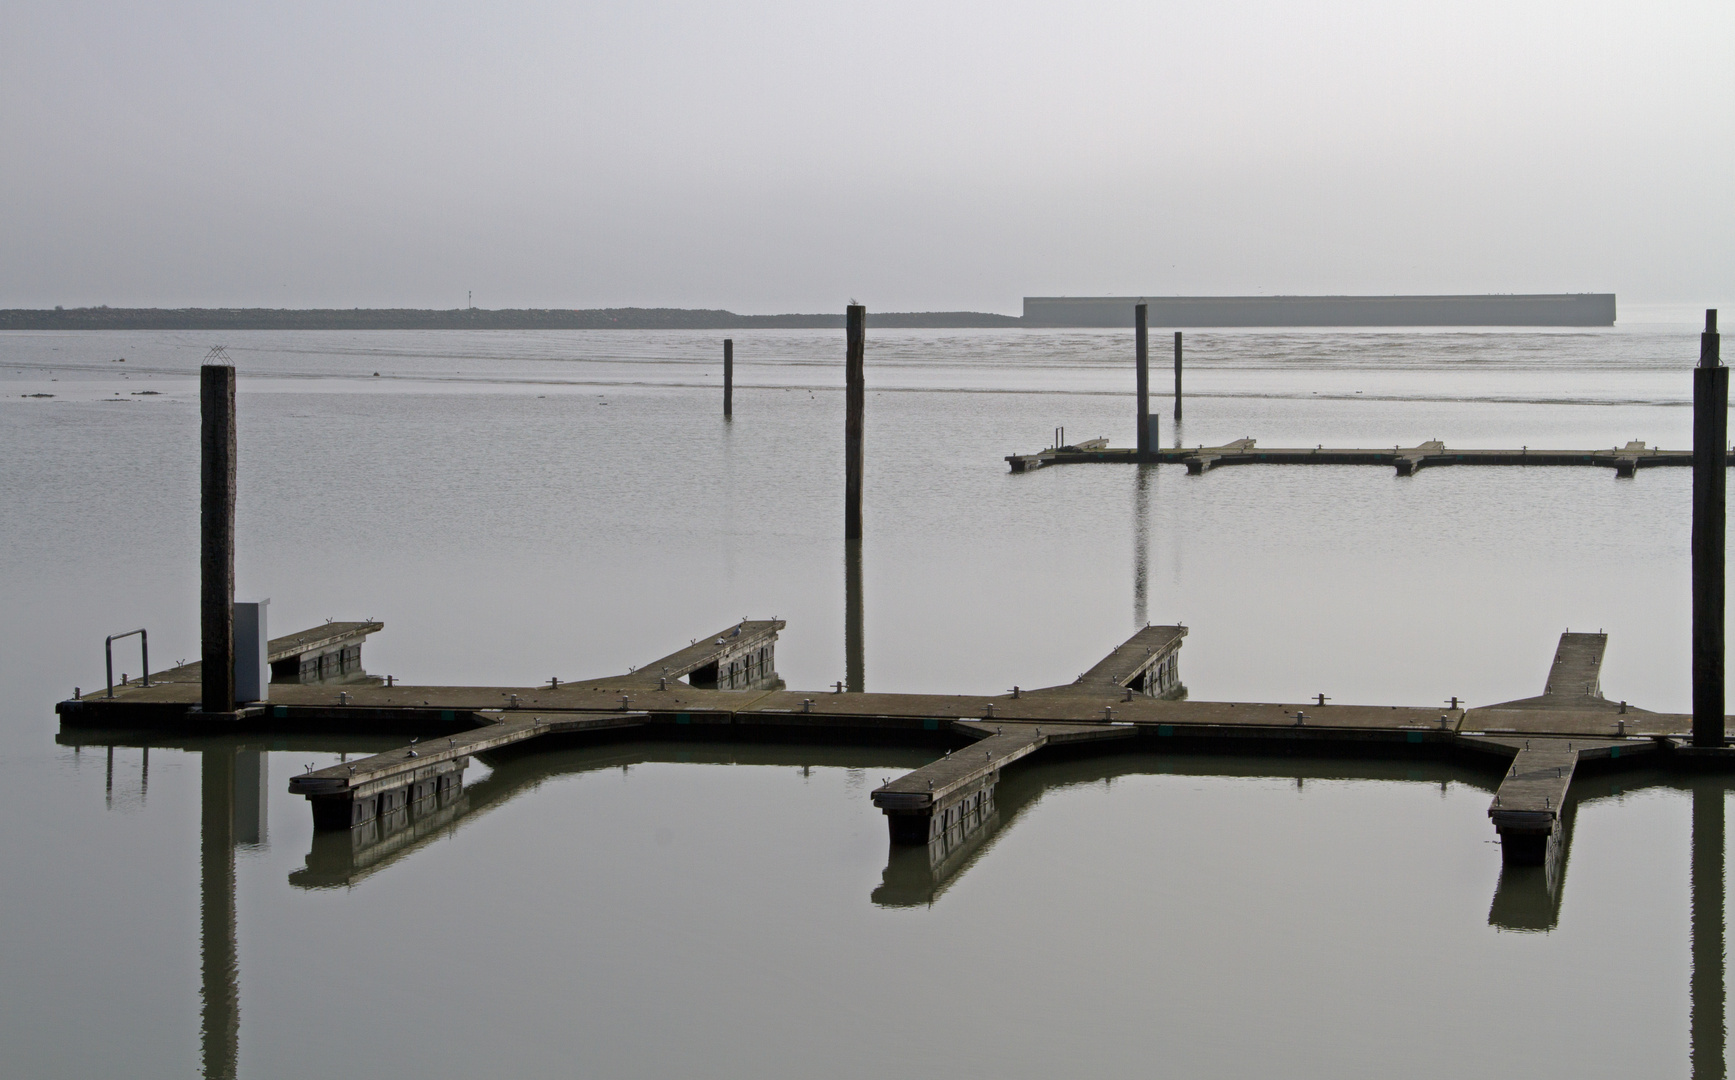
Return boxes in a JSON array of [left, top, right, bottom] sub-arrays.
[[0, 307, 1021, 331], [0, 293, 1619, 330]]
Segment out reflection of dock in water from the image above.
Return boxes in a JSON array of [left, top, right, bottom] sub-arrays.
[[65, 618, 1735, 893], [1488, 803, 1575, 932], [876, 753, 1507, 908], [60, 732, 1735, 1080], [288, 742, 935, 890]]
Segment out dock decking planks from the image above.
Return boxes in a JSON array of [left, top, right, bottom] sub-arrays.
[[871, 721, 1131, 842], [55, 621, 1735, 865]]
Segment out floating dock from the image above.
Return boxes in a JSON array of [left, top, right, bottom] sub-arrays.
[[1020, 293, 1619, 327], [1008, 438, 1731, 477], [56, 617, 1735, 878]]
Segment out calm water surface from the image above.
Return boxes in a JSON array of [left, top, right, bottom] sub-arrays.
[[2, 324, 1730, 1078]]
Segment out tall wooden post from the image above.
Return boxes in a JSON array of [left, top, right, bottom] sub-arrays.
[[201, 365, 236, 714], [1135, 304, 1150, 462], [723, 338, 734, 419], [1695, 309, 1725, 747], [1174, 332, 1184, 421], [845, 539, 864, 693], [845, 305, 865, 541], [1692, 781, 1726, 1079]]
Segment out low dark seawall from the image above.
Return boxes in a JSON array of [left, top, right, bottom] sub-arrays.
[[1022, 294, 1618, 327]]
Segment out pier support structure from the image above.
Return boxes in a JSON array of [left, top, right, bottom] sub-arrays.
[[845, 305, 864, 541], [201, 364, 236, 714], [1136, 303, 1151, 462], [1174, 332, 1183, 422], [1695, 309, 1725, 747]]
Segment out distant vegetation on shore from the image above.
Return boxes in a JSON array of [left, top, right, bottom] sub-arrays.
[[0, 307, 1022, 331]]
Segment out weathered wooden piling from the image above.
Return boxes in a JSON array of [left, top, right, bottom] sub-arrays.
[[723, 338, 733, 419], [846, 539, 864, 693], [1135, 304, 1150, 462], [1694, 782, 1726, 1077], [1174, 332, 1183, 421], [841, 301, 865, 695], [845, 305, 865, 541], [1694, 309, 1725, 747], [201, 365, 236, 714]]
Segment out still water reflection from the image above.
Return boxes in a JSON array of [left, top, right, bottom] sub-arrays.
[[57, 731, 1735, 1080], [10, 325, 1735, 1077], [1699, 785, 1727, 1080]]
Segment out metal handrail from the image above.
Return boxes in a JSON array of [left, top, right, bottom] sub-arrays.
[[105, 629, 148, 698]]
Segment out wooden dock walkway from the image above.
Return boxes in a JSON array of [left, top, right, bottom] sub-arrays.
[[57, 616, 1735, 874], [1007, 438, 1733, 477], [870, 721, 1130, 842], [288, 711, 646, 828]]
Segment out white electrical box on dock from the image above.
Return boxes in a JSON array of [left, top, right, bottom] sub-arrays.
[[234, 599, 269, 703]]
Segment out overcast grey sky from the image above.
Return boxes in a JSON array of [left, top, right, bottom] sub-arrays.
[[2, 0, 1729, 312]]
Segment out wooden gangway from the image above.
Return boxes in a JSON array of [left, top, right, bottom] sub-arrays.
[[1008, 438, 1732, 478]]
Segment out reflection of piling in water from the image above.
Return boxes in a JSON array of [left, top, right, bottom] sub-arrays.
[[200, 749, 239, 1080], [234, 750, 266, 846], [1693, 783, 1726, 1079], [1133, 467, 1151, 629]]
